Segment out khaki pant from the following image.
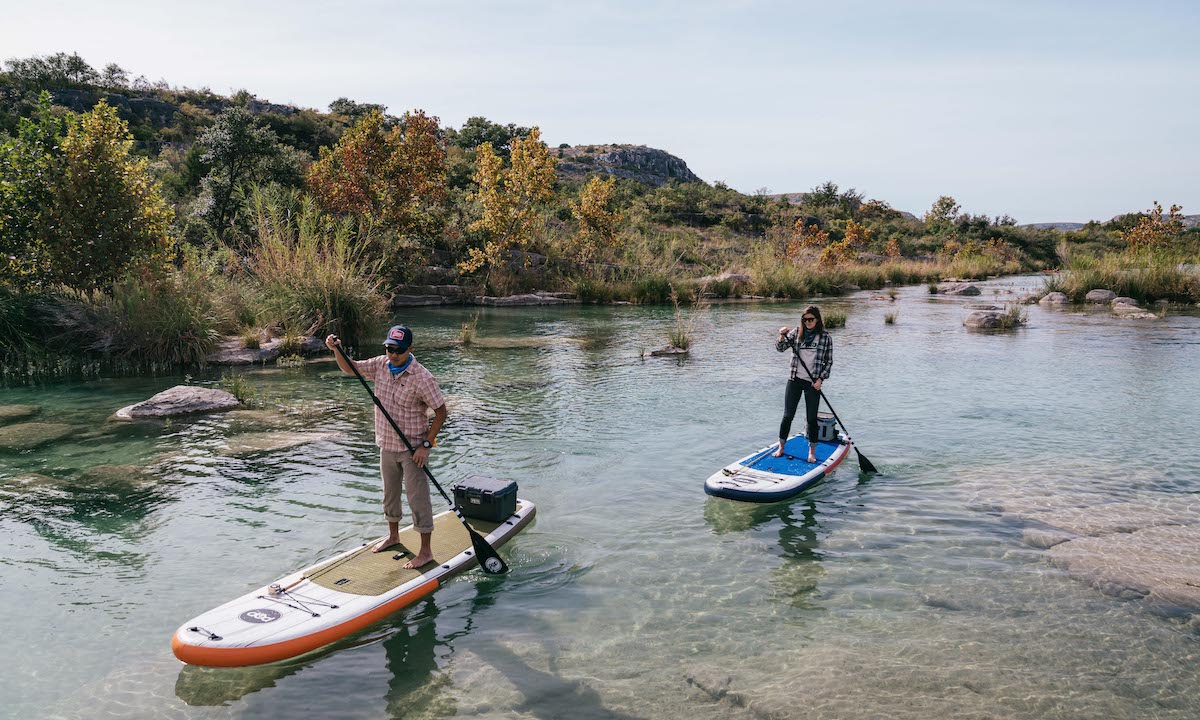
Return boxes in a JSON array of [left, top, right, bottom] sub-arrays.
[[379, 448, 434, 533]]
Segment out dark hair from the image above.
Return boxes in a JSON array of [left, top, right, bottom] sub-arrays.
[[801, 305, 825, 336]]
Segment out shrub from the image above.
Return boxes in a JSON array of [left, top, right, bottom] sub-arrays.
[[247, 191, 387, 346], [459, 314, 479, 345], [884, 311, 897, 324], [823, 310, 847, 328]]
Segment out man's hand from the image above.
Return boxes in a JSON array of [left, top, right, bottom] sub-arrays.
[[325, 334, 341, 351], [412, 447, 430, 467]]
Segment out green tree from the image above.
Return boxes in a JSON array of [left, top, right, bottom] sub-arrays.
[[924, 195, 961, 233], [0, 93, 64, 287], [196, 107, 282, 240], [451, 116, 532, 155], [49, 101, 174, 290]]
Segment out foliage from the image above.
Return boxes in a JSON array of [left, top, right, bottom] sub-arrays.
[[1118, 201, 1185, 251], [924, 195, 961, 231], [0, 95, 173, 291], [667, 284, 709, 350], [567, 176, 623, 269], [459, 314, 479, 345], [306, 109, 447, 238], [459, 127, 557, 275], [995, 305, 1026, 330], [245, 190, 387, 346], [196, 107, 287, 240], [823, 310, 847, 328], [449, 116, 531, 154]]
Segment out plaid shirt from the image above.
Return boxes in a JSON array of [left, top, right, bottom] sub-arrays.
[[353, 355, 446, 452], [776, 329, 833, 381]]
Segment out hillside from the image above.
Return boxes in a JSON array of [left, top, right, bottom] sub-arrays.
[[554, 144, 701, 187]]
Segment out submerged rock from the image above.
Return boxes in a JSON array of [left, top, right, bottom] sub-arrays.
[[220, 431, 340, 456], [0, 404, 40, 425], [649, 346, 689, 357], [1039, 292, 1069, 305], [1047, 525, 1200, 612], [224, 409, 292, 426], [0, 422, 75, 451], [77, 464, 156, 487], [115, 386, 240, 420], [1112, 296, 1139, 307], [1085, 289, 1117, 303], [1113, 304, 1158, 319]]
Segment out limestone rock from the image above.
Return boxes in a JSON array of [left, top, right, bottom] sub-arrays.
[[1039, 292, 1069, 305], [477, 292, 578, 306], [207, 337, 284, 365], [220, 431, 340, 456], [1046, 525, 1200, 612], [1085, 289, 1117, 303], [0, 404, 40, 425], [1111, 297, 1139, 307], [0, 422, 75, 451], [649, 346, 690, 357], [963, 303, 1002, 310], [963, 311, 1008, 329], [77, 464, 155, 487], [1018, 293, 1041, 304], [937, 282, 982, 296], [1112, 305, 1158, 319], [556, 144, 701, 187], [115, 386, 240, 420]]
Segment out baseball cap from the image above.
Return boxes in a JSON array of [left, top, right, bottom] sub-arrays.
[[383, 325, 413, 349]]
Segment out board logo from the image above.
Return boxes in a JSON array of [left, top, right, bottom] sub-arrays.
[[483, 557, 504, 573], [239, 608, 282, 624]]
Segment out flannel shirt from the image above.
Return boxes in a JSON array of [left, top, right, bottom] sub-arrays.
[[353, 355, 446, 453], [776, 328, 833, 381]]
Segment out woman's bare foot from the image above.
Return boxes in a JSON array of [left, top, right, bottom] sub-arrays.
[[403, 552, 434, 569], [773, 442, 786, 458], [372, 535, 400, 553], [807, 455, 818, 463]]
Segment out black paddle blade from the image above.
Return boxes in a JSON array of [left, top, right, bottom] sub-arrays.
[[468, 526, 510, 575], [855, 448, 878, 475]]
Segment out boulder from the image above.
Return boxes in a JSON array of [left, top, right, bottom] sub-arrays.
[[0, 422, 75, 451], [1112, 306, 1159, 319], [963, 303, 1002, 310], [696, 272, 751, 286], [1085, 289, 1117, 303], [115, 386, 240, 420], [1018, 293, 1041, 304], [1039, 292, 1069, 305], [963, 311, 1004, 329], [1111, 297, 1139, 307], [0, 404, 40, 425], [77, 464, 156, 487], [936, 282, 981, 296], [207, 337, 284, 365]]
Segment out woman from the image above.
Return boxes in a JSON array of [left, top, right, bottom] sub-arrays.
[[774, 305, 833, 462]]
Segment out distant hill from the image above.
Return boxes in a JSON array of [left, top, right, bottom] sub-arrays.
[[769, 192, 919, 221], [1023, 215, 1200, 230], [555, 144, 701, 187]]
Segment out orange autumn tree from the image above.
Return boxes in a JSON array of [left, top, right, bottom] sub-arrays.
[[1119, 201, 1185, 252], [306, 109, 446, 236], [459, 127, 557, 275]]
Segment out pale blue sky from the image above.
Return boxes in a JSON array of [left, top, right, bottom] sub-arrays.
[[3, 0, 1196, 222]]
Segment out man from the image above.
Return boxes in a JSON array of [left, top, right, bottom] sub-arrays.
[[326, 325, 447, 567]]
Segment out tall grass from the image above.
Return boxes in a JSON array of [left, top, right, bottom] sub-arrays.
[[1042, 249, 1199, 304], [96, 266, 223, 365], [667, 284, 710, 350], [247, 191, 387, 346]]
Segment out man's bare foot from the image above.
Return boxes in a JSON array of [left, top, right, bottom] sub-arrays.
[[403, 553, 434, 569], [372, 535, 400, 553], [772, 442, 786, 458]]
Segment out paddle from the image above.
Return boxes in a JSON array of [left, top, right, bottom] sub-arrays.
[[331, 338, 510, 575], [786, 330, 878, 475]]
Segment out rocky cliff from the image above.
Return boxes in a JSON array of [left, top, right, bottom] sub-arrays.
[[555, 144, 701, 187]]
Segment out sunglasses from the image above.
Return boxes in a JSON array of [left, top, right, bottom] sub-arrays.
[[384, 346, 407, 354], [803, 317, 817, 323]]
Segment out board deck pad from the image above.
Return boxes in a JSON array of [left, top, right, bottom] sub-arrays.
[[742, 438, 841, 476], [306, 504, 521, 596]]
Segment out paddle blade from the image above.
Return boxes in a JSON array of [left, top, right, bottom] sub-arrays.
[[855, 448, 878, 475], [468, 526, 510, 575]]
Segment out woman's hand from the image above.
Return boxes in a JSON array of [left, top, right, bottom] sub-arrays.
[[813, 379, 823, 391], [778, 326, 791, 338]]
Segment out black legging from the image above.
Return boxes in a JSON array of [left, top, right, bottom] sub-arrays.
[[779, 378, 820, 445]]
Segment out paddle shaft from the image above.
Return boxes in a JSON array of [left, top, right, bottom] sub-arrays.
[[332, 339, 509, 574], [785, 330, 878, 474]]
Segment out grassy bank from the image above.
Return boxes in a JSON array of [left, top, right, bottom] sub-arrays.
[[1042, 249, 1200, 304]]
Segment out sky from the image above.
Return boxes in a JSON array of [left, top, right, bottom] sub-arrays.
[[2, 0, 1197, 223]]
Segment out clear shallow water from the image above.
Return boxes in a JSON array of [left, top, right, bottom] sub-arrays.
[[2, 276, 1199, 719]]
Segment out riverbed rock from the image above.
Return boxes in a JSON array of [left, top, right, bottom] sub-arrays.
[[1019, 293, 1041, 304], [649, 345, 690, 357], [0, 404, 41, 425], [114, 386, 240, 420], [1039, 292, 1069, 305], [963, 303, 1003, 310], [476, 292, 579, 306], [1112, 297, 1139, 307], [77, 464, 156, 487], [206, 337, 284, 365], [1046, 525, 1200, 612], [962, 310, 1019, 329], [220, 430, 341, 456], [937, 282, 981, 296], [696, 272, 751, 286], [0, 422, 76, 451], [1085, 289, 1117, 303], [225, 409, 292, 427], [1112, 305, 1158, 319]]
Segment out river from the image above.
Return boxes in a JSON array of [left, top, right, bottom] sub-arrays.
[[1, 275, 1198, 719]]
